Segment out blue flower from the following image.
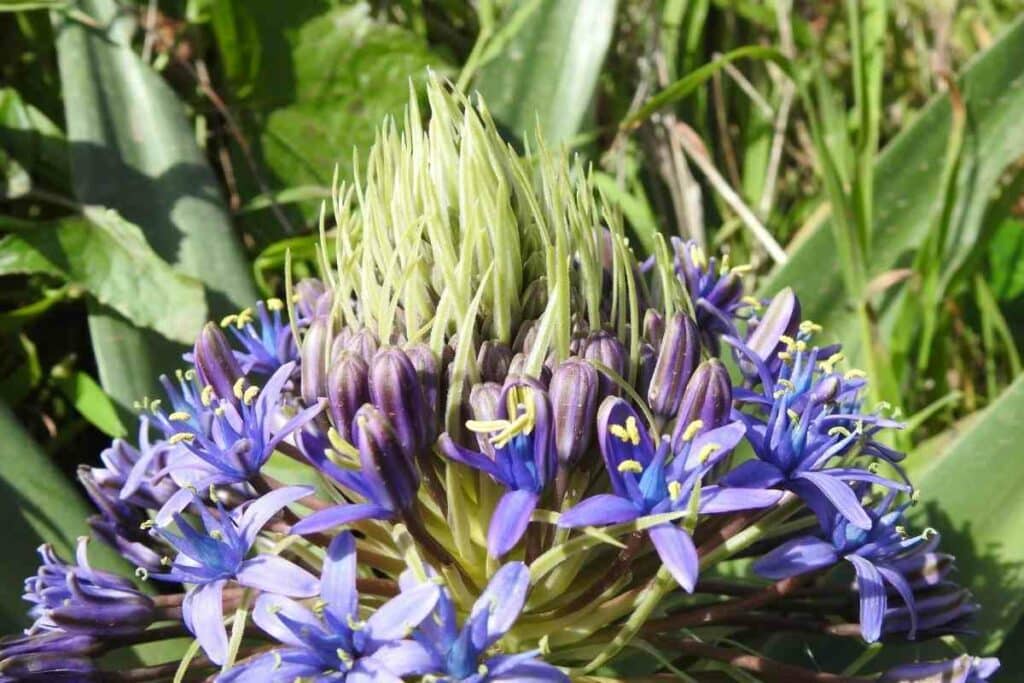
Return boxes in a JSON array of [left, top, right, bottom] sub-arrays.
[[151, 486, 319, 664], [439, 379, 556, 557], [401, 562, 568, 682], [723, 327, 908, 531], [754, 494, 954, 642], [219, 532, 440, 682], [673, 238, 751, 342], [221, 300, 297, 377], [558, 397, 780, 591]]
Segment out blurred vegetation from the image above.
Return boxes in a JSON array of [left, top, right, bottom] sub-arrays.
[[2, 0, 1024, 674]]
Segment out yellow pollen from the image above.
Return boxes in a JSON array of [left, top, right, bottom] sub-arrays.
[[466, 386, 538, 448], [232, 377, 246, 400], [844, 369, 867, 379], [617, 459, 644, 474], [346, 615, 364, 631], [266, 297, 284, 311], [135, 567, 149, 581], [168, 411, 191, 422], [730, 263, 754, 274], [478, 664, 489, 676], [210, 530, 224, 540], [777, 379, 795, 391], [243, 386, 260, 405], [200, 385, 215, 406], [680, 420, 704, 442], [827, 426, 851, 437], [139, 520, 155, 530], [786, 409, 800, 423], [741, 295, 762, 309], [160, 556, 172, 566], [778, 334, 796, 349], [272, 652, 283, 671], [777, 351, 793, 362], [794, 340, 807, 352], [799, 320, 823, 334], [610, 416, 641, 445], [668, 480, 682, 501], [689, 243, 707, 269], [214, 405, 226, 417], [698, 443, 721, 463], [184, 368, 196, 381], [168, 432, 195, 444], [220, 314, 238, 328], [236, 307, 254, 327], [148, 399, 162, 412]]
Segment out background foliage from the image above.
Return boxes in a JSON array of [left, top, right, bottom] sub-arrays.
[[2, 0, 1024, 675]]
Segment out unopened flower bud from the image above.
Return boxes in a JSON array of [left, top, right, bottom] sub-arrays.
[[647, 313, 699, 418], [193, 322, 243, 402], [549, 359, 599, 467], [405, 343, 441, 420], [354, 404, 420, 513], [294, 278, 328, 319], [369, 348, 432, 457], [746, 287, 801, 364], [469, 382, 502, 456], [300, 317, 331, 406], [478, 341, 513, 383], [643, 309, 664, 346], [344, 328, 379, 364], [672, 359, 732, 448], [326, 351, 370, 442], [582, 330, 625, 397]]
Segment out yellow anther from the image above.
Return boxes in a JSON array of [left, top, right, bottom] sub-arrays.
[[730, 263, 754, 274], [470, 386, 538, 449], [201, 385, 216, 406], [214, 405, 226, 417], [291, 293, 302, 303], [827, 426, 851, 438], [312, 599, 327, 616], [741, 296, 762, 309], [777, 351, 792, 362], [184, 368, 196, 381], [668, 480, 683, 501], [160, 556, 172, 566], [233, 377, 246, 400], [773, 389, 786, 399], [819, 352, 846, 373], [338, 649, 353, 666], [895, 525, 907, 538], [148, 399, 162, 413], [478, 664, 489, 676], [346, 615, 365, 631], [243, 386, 260, 405], [135, 567, 149, 581], [844, 369, 867, 379], [777, 379, 795, 391], [786, 409, 800, 423], [923, 527, 937, 539], [799, 320, 823, 335], [610, 416, 642, 445], [680, 420, 704, 442], [169, 432, 195, 445], [698, 443, 721, 462], [210, 530, 224, 540], [794, 340, 807, 352], [617, 459, 644, 474], [272, 651, 283, 670], [236, 307, 254, 327], [220, 314, 238, 328], [689, 243, 707, 269], [779, 334, 796, 349], [168, 411, 191, 422], [266, 297, 285, 311]]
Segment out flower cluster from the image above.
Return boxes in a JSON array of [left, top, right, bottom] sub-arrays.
[[0, 81, 998, 682]]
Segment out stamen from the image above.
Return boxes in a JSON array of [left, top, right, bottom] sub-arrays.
[[680, 420, 704, 442], [168, 411, 191, 422], [266, 297, 284, 311], [799, 320, 823, 335], [845, 369, 867, 379], [697, 443, 721, 462], [220, 314, 238, 328], [200, 385, 216, 406], [272, 652, 283, 671], [242, 385, 260, 405], [232, 377, 246, 400], [668, 480, 682, 501], [617, 459, 644, 474], [135, 567, 149, 581], [168, 432, 195, 444], [827, 426, 851, 437], [610, 416, 641, 445]]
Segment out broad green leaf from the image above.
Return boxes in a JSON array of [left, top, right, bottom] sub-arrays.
[[53, 0, 257, 409], [219, 0, 446, 235], [0, 210, 207, 344], [761, 16, 1024, 358], [0, 147, 30, 199], [51, 367, 127, 438], [910, 374, 1024, 652], [0, 399, 121, 631], [475, 0, 618, 145], [988, 218, 1024, 302], [0, 87, 69, 193]]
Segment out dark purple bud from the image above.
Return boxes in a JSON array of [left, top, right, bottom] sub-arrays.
[[49, 573, 155, 636], [0, 632, 102, 660], [193, 322, 243, 402], [300, 317, 331, 406], [549, 359, 599, 467], [636, 342, 657, 400], [513, 320, 538, 354], [405, 344, 441, 419], [478, 341, 513, 383], [672, 359, 732, 447], [746, 287, 801, 363], [354, 404, 420, 513], [344, 328, 380, 364], [0, 652, 98, 681], [643, 309, 665, 346], [369, 348, 432, 457], [582, 330, 626, 397], [469, 382, 502, 456], [647, 313, 700, 418], [521, 279, 548, 320], [505, 352, 552, 387], [326, 351, 370, 443], [879, 655, 998, 683]]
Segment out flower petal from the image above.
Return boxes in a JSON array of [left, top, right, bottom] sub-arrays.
[[698, 486, 784, 514], [648, 523, 699, 592], [290, 502, 393, 536], [236, 555, 319, 597], [216, 648, 321, 682], [719, 459, 785, 489], [795, 470, 871, 530], [877, 564, 918, 640], [848, 555, 887, 643], [487, 652, 570, 682], [467, 561, 530, 652], [364, 582, 440, 646], [251, 593, 319, 649], [438, 434, 504, 483], [184, 580, 227, 665], [753, 536, 839, 580], [321, 531, 358, 622], [362, 639, 441, 676], [557, 494, 642, 528], [236, 485, 314, 548], [487, 489, 539, 557]]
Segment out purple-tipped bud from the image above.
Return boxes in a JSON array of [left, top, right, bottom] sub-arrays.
[[0, 632, 101, 660], [521, 279, 548, 320], [478, 341, 513, 383], [469, 382, 502, 456], [549, 359, 599, 467], [293, 278, 328, 319], [513, 320, 539, 354], [193, 322, 243, 402], [369, 348, 432, 457], [746, 287, 801, 364], [405, 344, 441, 419], [354, 404, 420, 513], [0, 632, 101, 681], [879, 655, 999, 683], [300, 317, 331, 406], [506, 353, 552, 387], [344, 328, 380, 364], [582, 330, 626, 397], [647, 313, 700, 418], [643, 309, 665, 346], [326, 351, 370, 443], [672, 359, 732, 447]]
